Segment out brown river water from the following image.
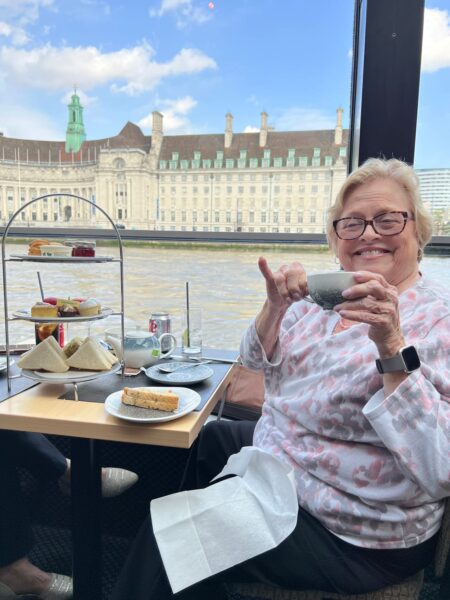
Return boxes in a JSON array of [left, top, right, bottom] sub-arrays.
[[1, 243, 448, 350]]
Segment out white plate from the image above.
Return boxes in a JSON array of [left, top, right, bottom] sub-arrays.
[[10, 254, 114, 263], [144, 362, 214, 385], [12, 307, 113, 323], [0, 357, 14, 373], [104, 387, 201, 423], [20, 362, 121, 383]]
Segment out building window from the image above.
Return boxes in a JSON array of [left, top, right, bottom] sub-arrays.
[[299, 157, 308, 167], [171, 211, 176, 221], [238, 186, 244, 195], [160, 210, 165, 220], [313, 147, 320, 158], [216, 150, 223, 160], [32, 212, 37, 221], [215, 211, 220, 222], [261, 212, 267, 223], [298, 212, 303, 223], [226, 212, 231, 223], [193, 211, 197, 222], [180, 160, 189, 170], [325, 156, 333, 166], [226, 186, 232, 195], [249, 158, 258, 168], [311, 185, 318, 194], [249, 211, 255, 223], [182, 211, 186, 222], [339, 147, 347, 157], [285, 213, 290, 223], [172, 152, 179, 161], [194, 151, 201, 160], [310, 212, 316, 224], [159, 160, 167, 169], [203, 211, 208, 222], [226, 159, 234, 169], [273, 157, 283, 168], [312, 157, 320, 167]]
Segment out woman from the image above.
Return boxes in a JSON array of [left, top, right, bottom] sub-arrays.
[[0, 431, 138, 599], [112, 158, 450, 599]]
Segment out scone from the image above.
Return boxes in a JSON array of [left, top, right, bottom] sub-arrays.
[[31, 302, 58, 318], [121, 387, 179, 412], [28, 239, 49, 256]]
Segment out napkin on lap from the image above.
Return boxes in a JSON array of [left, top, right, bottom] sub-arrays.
[[150, 446, 298, 593]]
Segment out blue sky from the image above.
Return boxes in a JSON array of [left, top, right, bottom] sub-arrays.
[[0, 0, 449, 169]]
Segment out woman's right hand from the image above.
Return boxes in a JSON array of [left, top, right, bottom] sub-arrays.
[[255, 257, 308, 359], [258, 256, 308, 314]]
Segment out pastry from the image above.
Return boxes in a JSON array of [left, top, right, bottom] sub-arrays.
[[63, 337, 84, 358], [67, 338, 114, 370], [56, 299, 81, 309], [28, 239, 49, 256], [17, 337, 69, 373], [121, 387, 179, 412], [58, 304, 79, 318], [31, 302, 58, 318], [40, 244, 72, 257], [78, 299, 101, 317], [43, 297, 57, 305]]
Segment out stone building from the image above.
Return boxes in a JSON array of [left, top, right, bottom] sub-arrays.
[[0, 94, 349, 232]]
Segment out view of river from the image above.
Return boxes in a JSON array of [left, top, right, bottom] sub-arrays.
[[1, 243, 449, 350]]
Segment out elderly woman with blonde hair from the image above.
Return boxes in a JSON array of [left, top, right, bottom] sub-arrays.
[[113, 158, 450, 600]]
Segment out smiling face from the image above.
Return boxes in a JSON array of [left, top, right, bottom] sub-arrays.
[[335, 177, 421, 292]]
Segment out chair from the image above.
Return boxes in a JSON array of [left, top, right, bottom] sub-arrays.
[[227, 498, 450, 600]]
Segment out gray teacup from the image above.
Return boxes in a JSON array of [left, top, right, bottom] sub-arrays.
[[306, 271, 357, 309]]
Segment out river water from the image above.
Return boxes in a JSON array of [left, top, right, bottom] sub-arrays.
[[1, 243, 449, 350]]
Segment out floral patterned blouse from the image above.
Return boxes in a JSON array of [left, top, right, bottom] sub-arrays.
[[240, 276, 450, 549]]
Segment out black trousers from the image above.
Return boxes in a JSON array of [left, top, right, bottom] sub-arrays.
[[0, 430, 67, 566], [112, 420, 437, 600]]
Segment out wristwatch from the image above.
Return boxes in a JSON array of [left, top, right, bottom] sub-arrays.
[[375, 345, 421, 374]]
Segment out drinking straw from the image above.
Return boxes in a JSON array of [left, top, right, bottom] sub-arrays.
[[37, 272, 45, 301], [185, 281, 190, 347]]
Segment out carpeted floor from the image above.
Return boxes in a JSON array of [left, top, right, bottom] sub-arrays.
[[30, 525, 443, 600]]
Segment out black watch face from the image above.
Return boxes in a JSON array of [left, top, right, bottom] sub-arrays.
[[403, 346, 421, 370]]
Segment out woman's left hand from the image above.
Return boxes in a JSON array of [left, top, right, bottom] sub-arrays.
[[334, 271, 405, 358]]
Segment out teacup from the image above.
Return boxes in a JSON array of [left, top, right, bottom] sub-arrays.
[[306, 271, 357, 309]]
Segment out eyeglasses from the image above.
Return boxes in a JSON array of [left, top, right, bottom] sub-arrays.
[[333, 211, 414, 240]]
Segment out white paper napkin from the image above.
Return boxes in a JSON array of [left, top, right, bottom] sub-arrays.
[[150, 446, 298, 593]]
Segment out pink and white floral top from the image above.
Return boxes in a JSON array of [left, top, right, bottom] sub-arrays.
[[240, 276, 450, 549]]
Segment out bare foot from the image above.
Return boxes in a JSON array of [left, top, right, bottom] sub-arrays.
[[0, 557, 52, 595]]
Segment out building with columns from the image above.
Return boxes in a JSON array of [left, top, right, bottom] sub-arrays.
[[0, 94, 349, 233]]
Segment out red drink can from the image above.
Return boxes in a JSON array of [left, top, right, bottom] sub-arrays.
[[149, 312, 172, 352]]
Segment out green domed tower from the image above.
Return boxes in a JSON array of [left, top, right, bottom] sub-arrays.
[[65, 91, 86, 153]]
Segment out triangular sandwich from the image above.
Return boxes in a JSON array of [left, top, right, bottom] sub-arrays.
[[17, 337, 69, 372], [67, 337, 113, 371]]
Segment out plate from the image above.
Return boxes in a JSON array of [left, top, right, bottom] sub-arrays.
[[12, 307, 113, 323], [10, 254, 114, 263], [0, 357, 14, 373], [20, 362, 121, 384], [104, 387, 201, 423], [144, 362, 214, 385]]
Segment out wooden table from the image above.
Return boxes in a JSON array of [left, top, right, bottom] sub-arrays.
[[0, 358, 236, 600]]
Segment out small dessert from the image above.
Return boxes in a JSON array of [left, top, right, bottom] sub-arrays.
[[28, 239, 49, 256], [43, 297, 57, 306], [58, 304, 79, 318], [56, 298, 81, 309], [121, 387, 179, 412], [78, 299, 101, 317], [40, 244, 73, 257], [31, 302, 58, 318]]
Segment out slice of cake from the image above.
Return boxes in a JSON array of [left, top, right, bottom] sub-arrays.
[[78, 299, 101, 316], [17, 337, 69, 373], [31, 302, 58, 318], [121, 387, 179, 412]]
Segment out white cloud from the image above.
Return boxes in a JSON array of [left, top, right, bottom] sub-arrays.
[[422, 7, 450, 72], [138, 95, 197, 133], [0, 42, 217, 95], [0, 104, 62, 139], [275, 107, 335, 131], [0, 0, 55, 26], [0, 20, 29, 45], [150, 0, 212, 28], [243, 125, 258, 133]]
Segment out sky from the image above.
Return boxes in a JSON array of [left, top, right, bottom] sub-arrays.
[[0, 0, 449, 169]]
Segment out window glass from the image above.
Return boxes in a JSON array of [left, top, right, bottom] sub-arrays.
[[415, 0, 450, 236]]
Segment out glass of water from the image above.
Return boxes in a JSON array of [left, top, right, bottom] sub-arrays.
[[182, 308, 202, 357]]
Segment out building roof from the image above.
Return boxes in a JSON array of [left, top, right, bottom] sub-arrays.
[[0, 122, 348, 164]]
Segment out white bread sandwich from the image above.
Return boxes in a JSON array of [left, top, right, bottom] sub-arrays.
[[121, 387, 179, 412], [17, 337, 69, 373], [67, 337, 113, 371]]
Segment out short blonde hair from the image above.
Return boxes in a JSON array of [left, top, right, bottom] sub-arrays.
[[326, 158, 433, 257]]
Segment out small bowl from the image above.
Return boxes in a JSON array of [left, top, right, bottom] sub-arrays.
[[40, 245, 73, 257]]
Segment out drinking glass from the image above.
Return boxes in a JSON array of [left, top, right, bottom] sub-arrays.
[[182, 308, 202, 357]]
